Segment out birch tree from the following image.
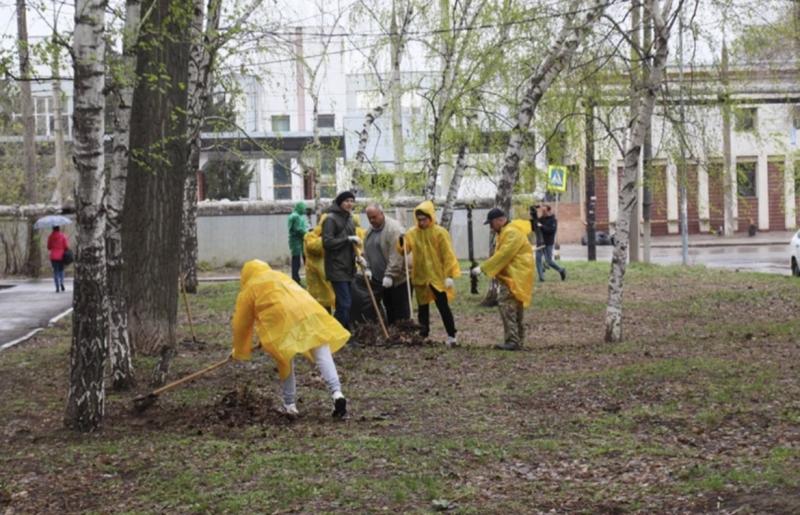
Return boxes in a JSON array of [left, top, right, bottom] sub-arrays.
[[493, 0, 607, 215], [106, 0, 141, 391], [605, 0, 679, 343], [64, 0, 107, 432]]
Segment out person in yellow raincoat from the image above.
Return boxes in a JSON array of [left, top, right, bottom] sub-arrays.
[[231, 260, 349, 418], [303, 214, 368, 313], [399, 200, 460, 347], [470, 208, 534, 351]]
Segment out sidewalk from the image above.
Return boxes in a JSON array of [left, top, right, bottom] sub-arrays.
[[647, 230, 794, 248], [0, 278, 74, 351]]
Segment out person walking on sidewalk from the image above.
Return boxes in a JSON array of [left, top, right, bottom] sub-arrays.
[[364, 203, 410, 325], [287, 201, 308, 284], [322, 191, 361, 332], [231, 260, 349, 418], [47, 226, 69, 292], [400, 200, 460, 347], [536, 205, 566, 281], [471, 208, 534, 351]]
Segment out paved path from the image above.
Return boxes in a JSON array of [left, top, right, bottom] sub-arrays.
[[0, 278, 73, 350]]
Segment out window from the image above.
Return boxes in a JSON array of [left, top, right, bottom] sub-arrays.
[[319, 148, 337, 198], [793, 105, 800, 130], [271, 115, 290, 132], [273, 159, 292, 200], [737, 161, 756, 197], [34, 97, 49, 136], [317, 114, 335, 129], [734, 107, 757, 132]]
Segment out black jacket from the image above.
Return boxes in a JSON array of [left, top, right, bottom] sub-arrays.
[[322, 204, 356, 282], [539, 215, 558, 246]]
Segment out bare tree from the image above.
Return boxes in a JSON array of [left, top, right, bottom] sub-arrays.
[[64, 0, 108, 432], [605, 0, 679, 343], [16, 0, 40, 277]]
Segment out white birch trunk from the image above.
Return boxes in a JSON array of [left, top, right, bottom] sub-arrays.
[[390, 1, 406, 173], [64, 0, 107, 432], [493, 0, 606, 214], [51, 39, 70, 207], [182, 0, 223, 294], [107, 0, 140, 391], [439, 143, 468, 231], [350, 104, 386, 191], [605, 0, 674, 343]]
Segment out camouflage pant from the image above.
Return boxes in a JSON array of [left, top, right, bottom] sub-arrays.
[[498, 282, 524, 346]]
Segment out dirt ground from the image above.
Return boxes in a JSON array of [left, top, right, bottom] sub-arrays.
[[1, 262, 799, 513]]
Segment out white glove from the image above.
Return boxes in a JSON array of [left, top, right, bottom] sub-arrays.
[[444, 278, 454, 289], [356, 255, 368, 268], [382, 276, 393, 288], [348, 235, 362, 245], [364, 268, 373, 280], [470, 266, 482, 277]]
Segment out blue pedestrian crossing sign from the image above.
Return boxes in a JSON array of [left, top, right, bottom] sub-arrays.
[[547, 165, 568, 193]]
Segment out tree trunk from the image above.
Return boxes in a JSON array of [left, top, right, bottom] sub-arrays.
[[64, 0, 107, 432], [628, 1, 642, 263], [17, 0, 40, 277], [351, 105, 385, 191], [123, 0, 191, 383], [439, 142, 467, 231], [605, 0, 674, 343], [107, 0, 141, 391], [182, 0, 222, 294], [493, 0, 606, 215], [721, 41, 735, 236], [390, 0, 406, 173], [50, 25, 71, 208]]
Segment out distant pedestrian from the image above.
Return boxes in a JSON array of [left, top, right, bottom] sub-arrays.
[[364, 203, 410, 325], [471, 208, 534, 351], [47, 226, 69, 293], [536, 205, 566, 281], [322, 191, 361, 332], [287, 201, 308, 284], [400, 200, 460, 347]]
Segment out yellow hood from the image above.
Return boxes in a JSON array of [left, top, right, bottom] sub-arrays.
[[240, 259, 271, 288], [414, 200, 437, 227]]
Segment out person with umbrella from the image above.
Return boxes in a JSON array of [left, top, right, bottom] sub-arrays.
[[47, 225, 70, 292]]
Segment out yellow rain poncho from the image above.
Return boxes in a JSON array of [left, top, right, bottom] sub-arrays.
[[304, 214, 335, 309], [304, 214, 367, 309], [399, 200, 461, 305], [231, 260, 350, 379], [480, 219, 535, 307]]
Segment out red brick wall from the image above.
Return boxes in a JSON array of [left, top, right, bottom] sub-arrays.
[[554, 203, 583, 243], [686, 165, 700, 234], [738, 196, 758, 232], [594, 166, 609, 232], [708, 164, 725, 233], [649, 165, 669, 236], [768, 161, 785, 231]]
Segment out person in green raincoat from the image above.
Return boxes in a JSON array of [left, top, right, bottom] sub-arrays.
[[288, 201, 308, 284]]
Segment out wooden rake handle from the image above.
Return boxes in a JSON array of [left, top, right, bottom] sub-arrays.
[[355, 244, 390, 339], [150, 356, 232, 396]]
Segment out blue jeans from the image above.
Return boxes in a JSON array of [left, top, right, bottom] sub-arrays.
[[51, 260, 65, 291], [536, 245, 564, 280], [291, 255, 302, 284], [331, 281, 352, 330]]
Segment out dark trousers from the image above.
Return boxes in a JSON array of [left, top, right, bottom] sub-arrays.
[[51, 260, 64, 291], [418, 286, 456, 338], [331, 281, 352, 330], [382, 282, 411, 325], [291, 255, 302, 284]]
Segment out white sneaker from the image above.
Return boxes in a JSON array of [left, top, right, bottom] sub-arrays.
[[281, 403, 299, 418], [332, 391, 347, 418], [446, 336, 458, 348]]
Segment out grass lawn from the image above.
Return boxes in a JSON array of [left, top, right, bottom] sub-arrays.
[[1, 261, 799, 513]]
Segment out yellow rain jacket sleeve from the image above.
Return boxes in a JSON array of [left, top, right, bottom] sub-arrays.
[[480, 220, 535, 307], [399, 200, 461, 305], [304, 215, 335, 308], [231, 260, 350, 379]]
